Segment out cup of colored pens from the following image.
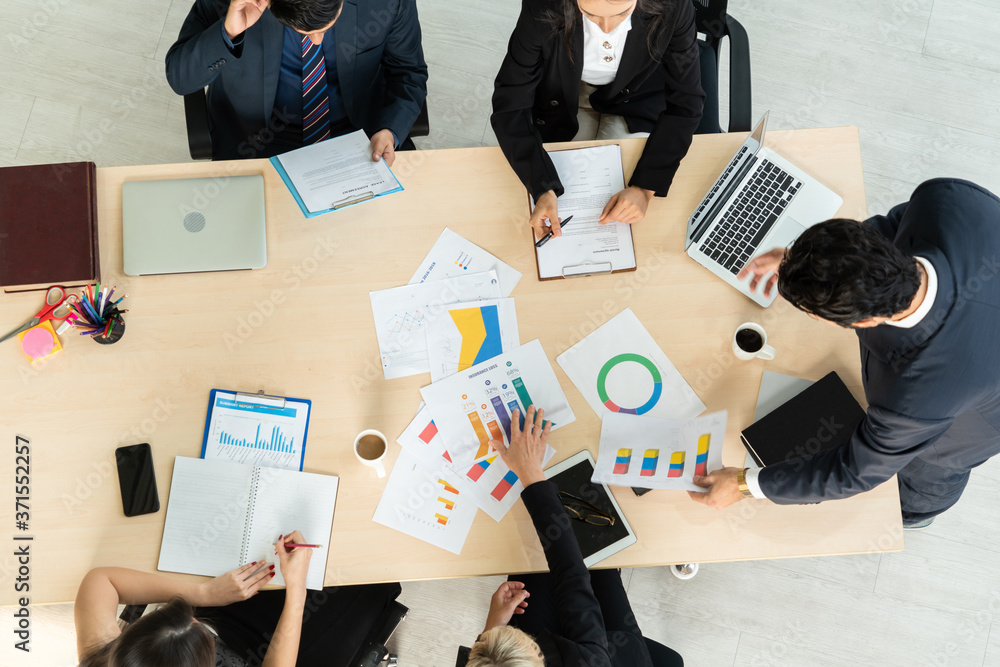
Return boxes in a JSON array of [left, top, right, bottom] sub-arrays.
[[68, 284, 128, 345]]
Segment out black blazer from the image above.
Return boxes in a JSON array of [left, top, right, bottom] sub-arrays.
[[165, 0, 427, 160], [759, 179, 1000, 502], [521, 481, 652, 667], [491, 0, 704, 201]]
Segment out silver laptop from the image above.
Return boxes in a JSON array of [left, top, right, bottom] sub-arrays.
[[685, 112, 842, 307], [123, 175, 267, 276]]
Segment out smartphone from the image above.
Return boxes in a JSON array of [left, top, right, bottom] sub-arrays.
[[115, 443, 160, 517]]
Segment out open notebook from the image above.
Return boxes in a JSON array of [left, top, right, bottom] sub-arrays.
[[158, 457, 339, 590]]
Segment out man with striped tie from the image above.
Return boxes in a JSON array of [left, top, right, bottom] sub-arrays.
[[166, 0, 427, 161]]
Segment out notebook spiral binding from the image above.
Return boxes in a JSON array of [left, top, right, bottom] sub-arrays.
[[239, 467, 261, 565]]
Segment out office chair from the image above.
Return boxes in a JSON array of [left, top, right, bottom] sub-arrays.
[[692, 0, 752, 134], [183, 88, 430, 160]]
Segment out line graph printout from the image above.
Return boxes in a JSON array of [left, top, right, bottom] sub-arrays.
[[426, 299, 520, 382], [370, 270, 503, 379], [593, 411, 726, 491], [409, 228, 522, 297]]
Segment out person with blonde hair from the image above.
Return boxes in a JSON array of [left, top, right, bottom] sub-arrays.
[[465, 406, 683, 666]]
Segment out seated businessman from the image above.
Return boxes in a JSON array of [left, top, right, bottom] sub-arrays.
[[166, 0, 428, 162], [689, 178, 1000, 530]]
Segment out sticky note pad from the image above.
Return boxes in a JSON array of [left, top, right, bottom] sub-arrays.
[[19, 321, 62, 362]]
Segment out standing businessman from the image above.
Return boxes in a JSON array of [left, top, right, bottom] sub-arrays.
[[690, 178, 1000, 530], [166, 0, 427, 161]]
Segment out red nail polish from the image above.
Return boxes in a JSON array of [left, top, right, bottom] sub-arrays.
[[269, 564, 275, 570], [270, 572, 275, 577]]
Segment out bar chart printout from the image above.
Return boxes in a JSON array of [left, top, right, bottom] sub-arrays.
[[201, 390, 312, 471]]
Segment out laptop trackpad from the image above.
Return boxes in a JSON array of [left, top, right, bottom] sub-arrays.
[[766, 216, 808, 252]]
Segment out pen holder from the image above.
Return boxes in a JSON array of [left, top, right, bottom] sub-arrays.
[[93, 307, 126, 345]]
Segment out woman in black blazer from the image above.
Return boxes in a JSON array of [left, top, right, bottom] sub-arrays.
[[465, 407, 683, 667], [492, 0, 704, 240]]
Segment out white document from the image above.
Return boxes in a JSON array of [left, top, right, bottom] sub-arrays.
[[593, 411, 727, 492], [397, 404, 454, 471], [370, 270, 503, 379], [158, 457, 338, 590], [410, 228, 522, 296], [419, 339, 574, 467], [275, 130, 401, 213], [426, 299, 520, 382], [744, 371, 815, 469], [534, 145, 636, 279], [201, 390, 310, 471], [373, 449, 477, 555], [556, 308, 706, 421]]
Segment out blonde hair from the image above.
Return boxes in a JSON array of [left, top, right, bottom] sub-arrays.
[[467, 626, 545, 667]]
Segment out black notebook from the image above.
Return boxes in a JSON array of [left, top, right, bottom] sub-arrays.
[[741, 371, 865, 467]]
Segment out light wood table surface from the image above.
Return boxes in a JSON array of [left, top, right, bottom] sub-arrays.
[[0, 127, 904, 604]]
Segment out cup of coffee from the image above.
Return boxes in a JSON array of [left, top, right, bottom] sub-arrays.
[[353, 429, 388, 478], [732, 322, 776, 361]]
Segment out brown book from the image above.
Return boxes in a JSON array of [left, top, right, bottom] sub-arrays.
[[0, 162, 100, 292]]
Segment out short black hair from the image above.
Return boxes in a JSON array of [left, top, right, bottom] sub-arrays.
[[269, 0, 345, 32], [777, 218, 921, 326]]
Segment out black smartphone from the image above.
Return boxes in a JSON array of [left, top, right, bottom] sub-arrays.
[[115, 443, 160, 517]]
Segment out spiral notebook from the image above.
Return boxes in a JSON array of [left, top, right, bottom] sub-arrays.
[[158, 457, 338, 590]]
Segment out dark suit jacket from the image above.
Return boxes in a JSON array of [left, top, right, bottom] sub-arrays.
[[759, 179, 1000, 503], [491, 0, 704, 201], [521, 481, 652, 667], [165, 0, 427, 160]]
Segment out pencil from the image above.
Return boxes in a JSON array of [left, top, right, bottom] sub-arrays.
[[283, 543, 322, 549]]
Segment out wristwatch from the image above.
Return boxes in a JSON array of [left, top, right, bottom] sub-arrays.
[[736, 467, 754, 498]]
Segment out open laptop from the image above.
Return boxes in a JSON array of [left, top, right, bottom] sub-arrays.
[[123, 175, 267, 276], [685, 112, 842, 307]]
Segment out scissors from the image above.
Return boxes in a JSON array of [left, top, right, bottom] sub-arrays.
[[0, 286, 80, 343]]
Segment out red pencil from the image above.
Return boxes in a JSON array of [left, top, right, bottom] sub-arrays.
[[283, 543, 322, 549]]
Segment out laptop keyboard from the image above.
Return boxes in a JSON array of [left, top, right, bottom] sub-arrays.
[[694, 146, 748, 219], [698, 160, 802, 275]]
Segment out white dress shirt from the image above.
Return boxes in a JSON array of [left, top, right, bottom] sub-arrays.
[[745, 257, 938, 499], [580, 13, 632, 86]]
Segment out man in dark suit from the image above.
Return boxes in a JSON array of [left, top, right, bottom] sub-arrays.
[[690, 178, 1000, 529], [166, 0, 427, 161]]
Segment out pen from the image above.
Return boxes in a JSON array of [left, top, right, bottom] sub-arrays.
[[534, 215, 574, 248], [283, 543, 322, 549]]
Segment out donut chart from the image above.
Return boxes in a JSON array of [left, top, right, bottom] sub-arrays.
[[596, 353, 662, 415]]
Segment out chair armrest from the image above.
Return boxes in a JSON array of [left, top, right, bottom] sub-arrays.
[[410, 99, 430, 138], [725, 15, 752, 133], [183, 88, 213, 160]]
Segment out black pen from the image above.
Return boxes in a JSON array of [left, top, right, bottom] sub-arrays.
[[534, 215, 574, 248]]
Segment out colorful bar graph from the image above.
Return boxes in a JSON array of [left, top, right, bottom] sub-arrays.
[[434, 513, 449, 526], [511, 376, 549, 429], [467, 456, 496, 482], [467, 411, 491, 458], [489, 396, 512, 439], [640, 449, 659, 477], [490, 470, 518, 501], [419, 421, 438, 444], [486, 419, 504, 443], [695, 434, 710, 476], [438, 478, 459, 495], [613, 448, 632, 475], [437, 496, 455, 511], [668, 451, 685, 477]]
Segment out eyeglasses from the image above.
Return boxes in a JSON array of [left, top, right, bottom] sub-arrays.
[[559, 491, 615, 527]]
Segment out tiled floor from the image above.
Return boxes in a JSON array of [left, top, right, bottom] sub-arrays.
[[3, 1, 1000, 666]]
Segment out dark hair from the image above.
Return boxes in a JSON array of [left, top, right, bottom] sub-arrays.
[[777, 218, 922, 326], [79, 599, 216, 667], [542, 0, 677, 62], [269, 0, 345, 32]]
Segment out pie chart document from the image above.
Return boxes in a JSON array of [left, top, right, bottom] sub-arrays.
[[556, 308, 706, 421]]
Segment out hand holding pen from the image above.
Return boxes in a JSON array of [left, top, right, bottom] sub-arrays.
[[534, 215, 574, 248]]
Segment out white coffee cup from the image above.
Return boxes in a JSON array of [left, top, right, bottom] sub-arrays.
[[732, 322, 776, 361], [353, 429, 388, 478]]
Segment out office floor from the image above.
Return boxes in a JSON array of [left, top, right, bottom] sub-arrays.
[[2, 1, 1000, 665]]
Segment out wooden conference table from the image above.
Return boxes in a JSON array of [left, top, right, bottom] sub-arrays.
[[0, 128, 905, 604]]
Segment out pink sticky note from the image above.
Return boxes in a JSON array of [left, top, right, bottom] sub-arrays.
[[21, 327, 55, 360]]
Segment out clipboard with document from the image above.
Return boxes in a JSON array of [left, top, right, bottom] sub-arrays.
[[200, 389, 312, 471]]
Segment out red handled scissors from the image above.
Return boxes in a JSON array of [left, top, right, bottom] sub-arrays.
[[0, 286, 80, 343]]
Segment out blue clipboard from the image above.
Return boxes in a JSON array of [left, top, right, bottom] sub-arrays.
[[269, 154, 403, 219], [200, 389, 312, 471]]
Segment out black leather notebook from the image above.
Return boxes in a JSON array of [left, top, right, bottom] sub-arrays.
[[741, 371, 865, 467]]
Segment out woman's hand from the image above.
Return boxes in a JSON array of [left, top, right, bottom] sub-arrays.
[[529, 190, 561, 240], [492, 406, 550, 488], [599, 186, 654, 225], [736, 247, 787, 297], [483, 581, 530, 633], [197, 560, 274, 606], [224, 0, 269, 40], [275, 531, 313, 601]]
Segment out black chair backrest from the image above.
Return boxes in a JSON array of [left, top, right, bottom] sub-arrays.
[[692, 0, 730, 48]]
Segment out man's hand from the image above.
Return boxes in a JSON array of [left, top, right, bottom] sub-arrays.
[[599, 186, 654, 225], [687, 467, 746, 510], [275, 530, 313, 601], [197, 560, 273, 606], [370, 129, 396, 167], [529, 190, 560, 241], [483, 581, 530, 633], [224, 0, 269, 40], [737, 248, 787, 298], [492, 406, 550, 488]]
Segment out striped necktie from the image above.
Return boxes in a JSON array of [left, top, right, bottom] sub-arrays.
[[301, 35, 330, 144]]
